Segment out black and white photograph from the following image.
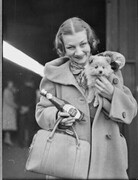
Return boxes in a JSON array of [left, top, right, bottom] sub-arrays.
[[2, 0, 138, 179]]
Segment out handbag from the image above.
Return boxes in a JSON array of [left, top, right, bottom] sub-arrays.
[[25, 117, 90, 179]]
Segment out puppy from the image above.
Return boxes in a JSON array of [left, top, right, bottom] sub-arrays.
[[84, 55, 114, 107], [97, 51, 126, 70]]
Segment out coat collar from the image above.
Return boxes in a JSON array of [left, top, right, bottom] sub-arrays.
[[44, 57, 86, 96]]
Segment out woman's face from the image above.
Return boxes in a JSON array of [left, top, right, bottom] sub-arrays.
[[62, 30, 91, 64]]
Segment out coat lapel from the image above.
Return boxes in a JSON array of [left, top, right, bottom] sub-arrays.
[[44, 57, 86, 97]]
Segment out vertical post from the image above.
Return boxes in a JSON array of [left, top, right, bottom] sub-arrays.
[[106, 0, 138, 178], [0, 0, 2, 179], [106, 0, 119, 51]]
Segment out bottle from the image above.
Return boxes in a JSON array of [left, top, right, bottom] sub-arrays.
[[40, 89, 84, 121]]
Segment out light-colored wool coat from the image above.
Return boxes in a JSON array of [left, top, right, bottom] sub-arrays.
[[35, 57, 137, 179]]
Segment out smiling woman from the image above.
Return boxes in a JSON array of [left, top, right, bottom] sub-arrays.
[[2, 0, 138, 179], [35, 17, 137, 179], [63, 30, 90, 64], [55, 17, 100, 58], [62, 30, 91, 64]]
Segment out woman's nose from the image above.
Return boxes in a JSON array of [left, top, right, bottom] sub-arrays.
[[74, 47, 83, 56]]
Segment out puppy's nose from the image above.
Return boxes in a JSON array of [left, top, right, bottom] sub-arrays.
[[99, 70, 103, 74]]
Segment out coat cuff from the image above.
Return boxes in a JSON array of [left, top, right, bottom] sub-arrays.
[[109, 87, 136, 124], [36, 106, 58, 130]]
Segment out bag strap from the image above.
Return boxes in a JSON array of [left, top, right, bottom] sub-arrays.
[[48, 117, 80, 147]]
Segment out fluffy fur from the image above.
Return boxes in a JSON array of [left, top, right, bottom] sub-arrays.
[[97, 51, 126, 70], [84, 55, 114, 107]]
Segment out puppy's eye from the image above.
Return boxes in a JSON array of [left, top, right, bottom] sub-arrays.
[[95, 66, 98, 69]]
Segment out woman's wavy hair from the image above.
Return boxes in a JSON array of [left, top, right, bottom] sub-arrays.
[[54, 17, 100, 57]]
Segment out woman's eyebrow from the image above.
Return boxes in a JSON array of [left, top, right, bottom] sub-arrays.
[[65, 43, 75, 47], [80, 39, 87, 43]]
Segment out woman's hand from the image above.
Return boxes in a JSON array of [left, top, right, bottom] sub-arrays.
[[57, 111, 75, 126], [95, 76, 114, 101]]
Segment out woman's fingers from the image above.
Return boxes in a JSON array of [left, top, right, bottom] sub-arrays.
[[95, 76, 114, 100], [58, 111, 70, 117], [61, 122, 74, 126], [59, 113, 75, 126], [96, 77, 109, 88], [61, 117, 75, 123], [95, 80, 104, 91]]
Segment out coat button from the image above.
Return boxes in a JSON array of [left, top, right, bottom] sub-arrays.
[[78, 97, 85, 103], [106, 134, 112, 140], [113, 78, 119, 84], [122, 112, 126, 118]]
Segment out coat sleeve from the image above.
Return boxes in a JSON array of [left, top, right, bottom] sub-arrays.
[[109, 86, 137, 124], [35, 77, 58, 130], [102, 70, 137, 124]]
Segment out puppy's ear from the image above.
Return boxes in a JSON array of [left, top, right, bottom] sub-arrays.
[[106, 57, 112, 64], [88, 56, 94, 64]]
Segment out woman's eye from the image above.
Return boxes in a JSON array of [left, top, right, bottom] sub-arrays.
[[66, 46, 75, 50], [81, 42, 87, 47]]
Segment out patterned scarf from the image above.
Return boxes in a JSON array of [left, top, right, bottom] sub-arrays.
[[69, 60, 96, 119], [69, 60, 88, 93]]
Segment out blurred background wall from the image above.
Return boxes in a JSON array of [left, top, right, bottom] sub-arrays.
[[2, 0, 138, 179], [3, 0, 106, 89]]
